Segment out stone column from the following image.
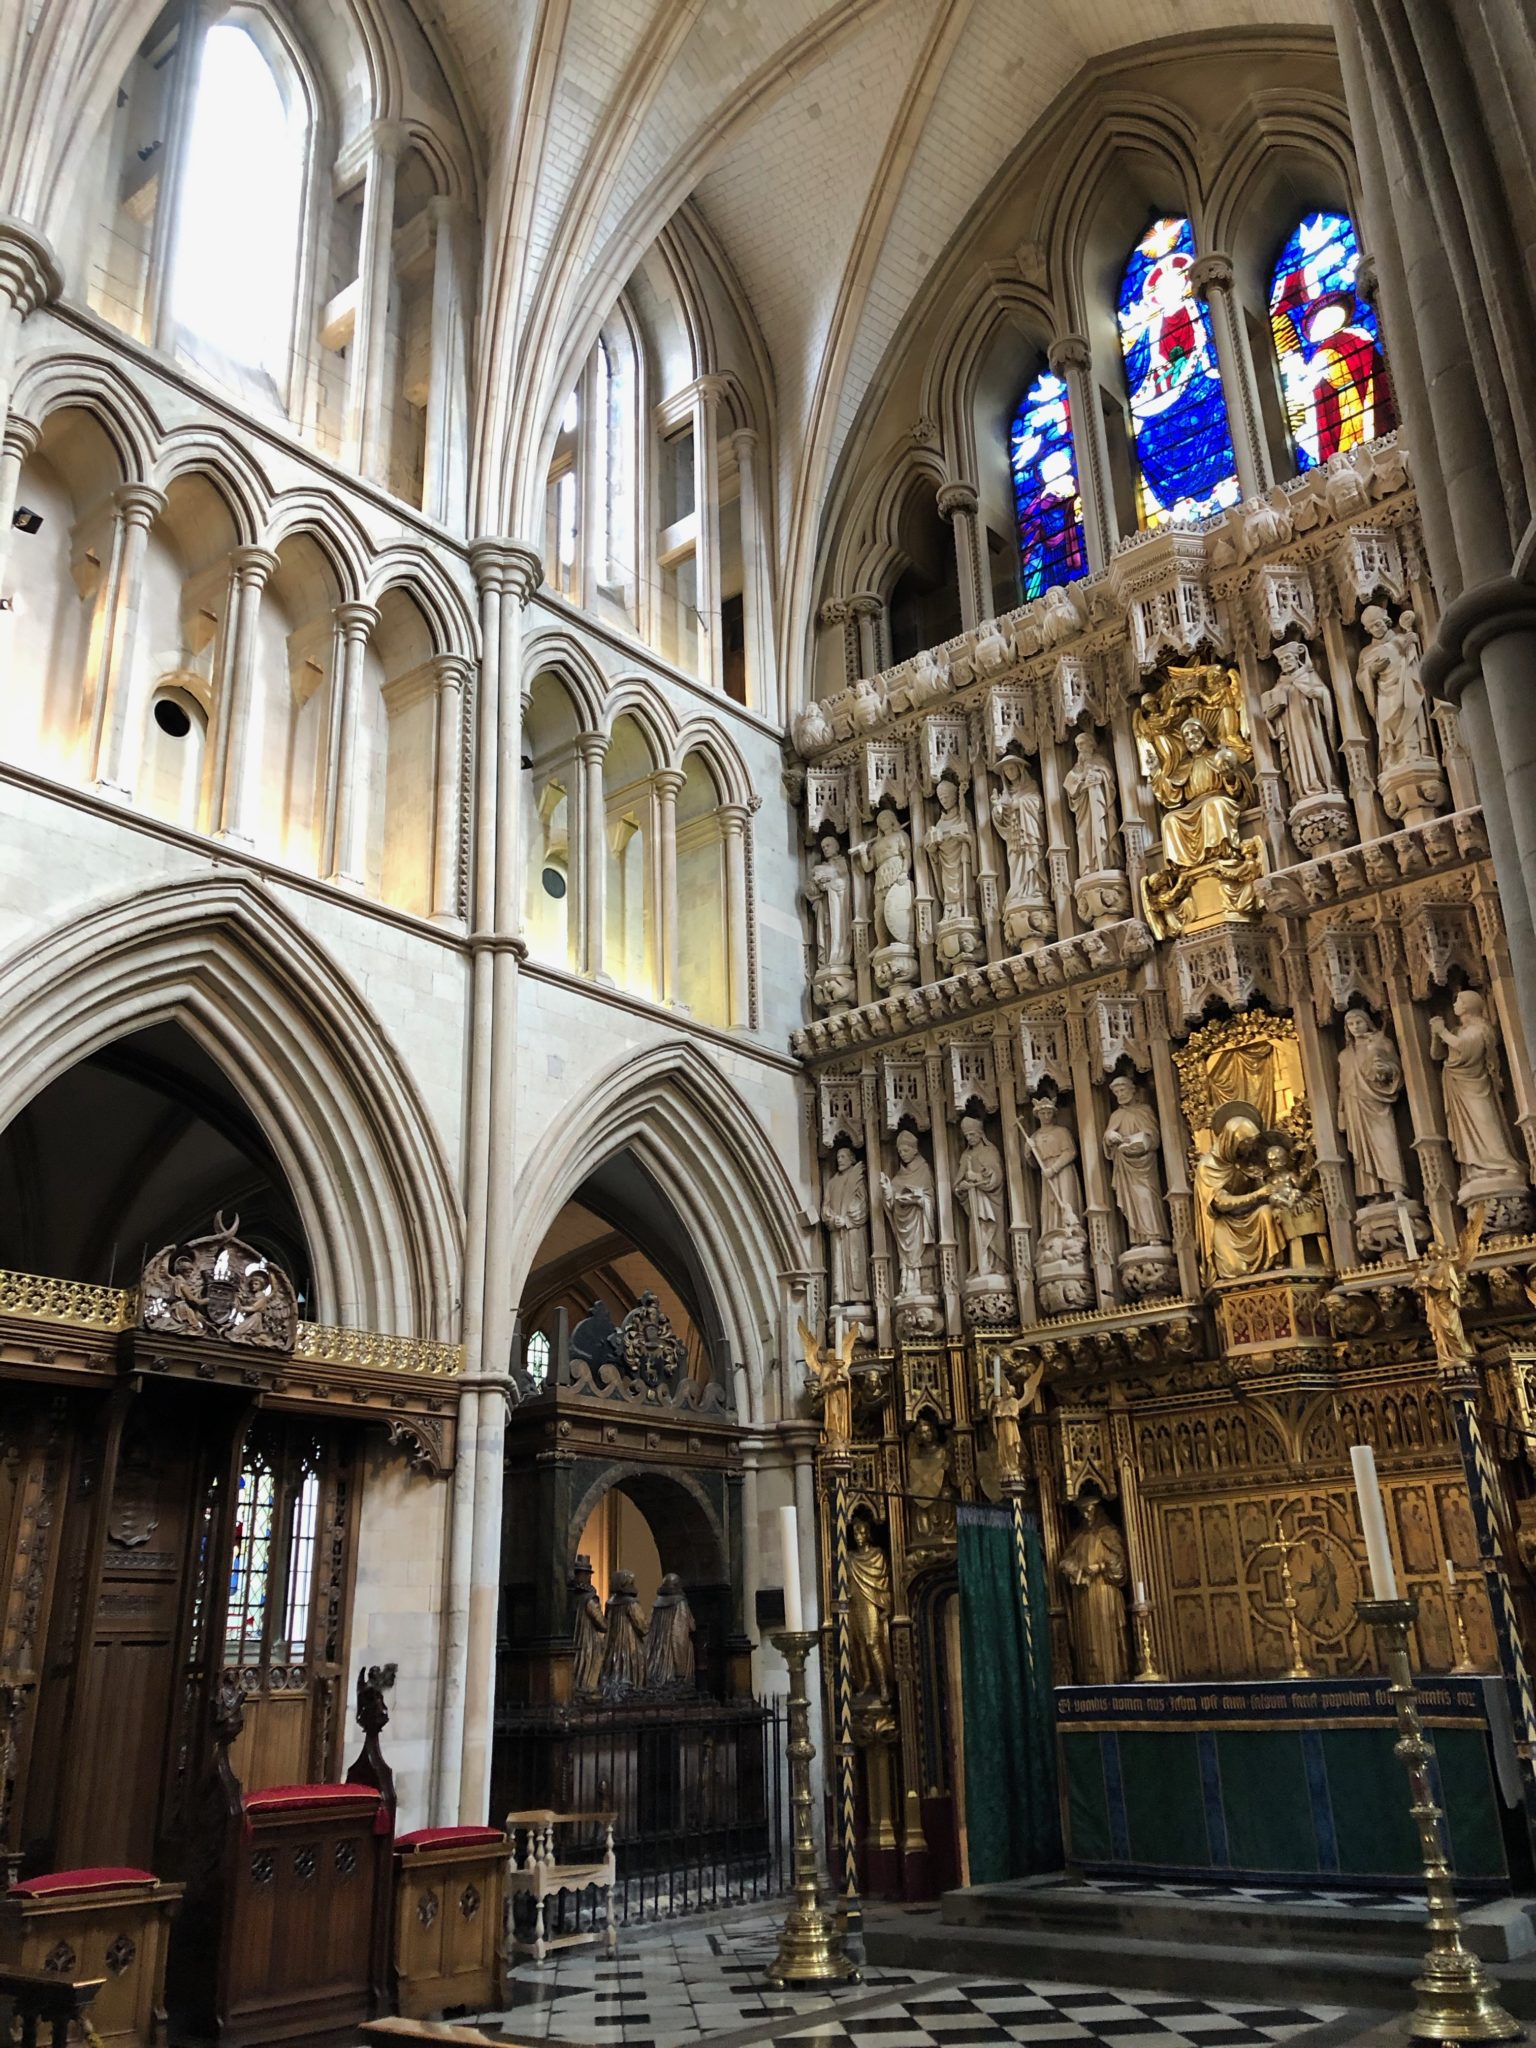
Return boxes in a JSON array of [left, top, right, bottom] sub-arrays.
[[423, 197, 470, 531], [693, 376, 728, 692], [215, 545, 279, 845], [344, 123, 406, 479], [731, 427, 777, 714], [1190, 251, 1272, 500], [849, 593, 885, 680], [145, 0, 212, 352], [936, 480, 984, 629], [0, 414, 40, 596], [0, 219, 62, 433], [430, 653, 470, 925], [574, 731, 609, 980], [89, 482, 166, 797], [818, 598, 858, 687], [653, 765, 685, 1005], [441, 537, 542, 1825], [1049, 334, 1115, 573], [720, 800, 751, 1029], [324, 601, 379, 888]]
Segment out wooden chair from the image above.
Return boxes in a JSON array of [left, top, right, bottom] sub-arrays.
[[0, 1868, 181, 2047], [502, 1810, 616, 1966], [0, 1966, 102, 2048]]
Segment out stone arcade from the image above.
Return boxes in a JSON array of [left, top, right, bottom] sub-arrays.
[[3, 6, 1536, 2048]]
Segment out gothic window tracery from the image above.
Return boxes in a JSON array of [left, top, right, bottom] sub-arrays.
[[1268, 210, 1395, 472], [1117, 215, 1240, 528], [1008, 367, 1087, 599]]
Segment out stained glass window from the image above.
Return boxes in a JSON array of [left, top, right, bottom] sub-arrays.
[[1117, 216, 1239, 528], [227, 1455, 276, 1658], [1009, 368, 1087, 600], [526, 1329, 551, 1391], [1269, 210, 1394, 471]]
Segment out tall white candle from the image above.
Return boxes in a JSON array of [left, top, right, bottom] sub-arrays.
[[1446, 1558, 1457, 1591], [778, 1504, 804, 1631], [1350, 1443, 1399, 1600], [992, 1352, 1002, 1400], [834, 1312, 845, 1351]]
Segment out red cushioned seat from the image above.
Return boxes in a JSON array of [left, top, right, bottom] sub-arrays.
[[243, 1782, 391, 1835], [394, 1826, 505, 1853], [12, 1867, 159, 1897]]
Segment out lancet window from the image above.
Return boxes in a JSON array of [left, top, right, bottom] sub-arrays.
[[1117, 215, 1240, 528], [1008, 368, 1087, 600], [1269, 210, 1395, 472]]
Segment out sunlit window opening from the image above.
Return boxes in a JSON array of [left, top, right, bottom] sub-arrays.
[[171, 23, 306, 391]]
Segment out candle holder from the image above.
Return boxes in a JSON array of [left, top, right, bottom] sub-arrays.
[[765, 1630, 857, 1988], [1448, 1578, 1478, 1677], [1131, 1595, 1165, 1683], [1357, 1597, 1521, 2043], [1253, 1516, 1312, 1679]]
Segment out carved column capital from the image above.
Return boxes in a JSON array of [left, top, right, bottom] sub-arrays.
[[936, 481, 980, 522], [333, 599, 380, 644], [651, 766, 687, 801], [430, 652, 472, 693], [0, 217, 63, 318], [1048, 333, 1092, 378], [730, 425, 759, 459], [110, 482, 167, 531], [2, 414, 40, 464], [717, 800, 750, 836], [818, 598, 850, 628], [468, 536, 544, 606], [573, 729, 610, 767], [1189, 251, 1236, 298], [228, 544, 280, 590], [848, 591, 884, 620]]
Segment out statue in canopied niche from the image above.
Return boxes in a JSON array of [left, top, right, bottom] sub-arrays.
[[847, 1518, 894, 1701], [1336, 1008, 1409, 1198], [990, 753, 1051, 946], [853, 805, 917, 992], [645, 1574, 696, 1691], [1022, 1097, 1084, 1247], [805, 833, 853, 1009], [821, 1141, 871, 1308], [571, 1554, 607, 1695], [1355, 605, 1435, 785], [1432, 990, 1527, 1194], [598, 1570, 648, 1698], [1102, 1075, 1167, 1246], [1060, 1488, 1129, 1685], [881, 1127, 937, 1299], [1063, 729, 1120, 876], [1261, 639, 1341, 804], [953, 1113, 1007, 1279], [907, 1417, 956, 1548], [927, 777, 977, 926]]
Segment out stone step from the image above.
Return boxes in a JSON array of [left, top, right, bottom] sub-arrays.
[[864, 1907, 1536, 2016], [938, 1880, 1536, 1963]]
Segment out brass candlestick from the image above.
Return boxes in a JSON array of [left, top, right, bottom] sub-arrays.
[[1253, 1516, 1312, 1679], [1448, 1576, 1478, 1677], [1358, 1597, 1521, 2043], [766, 1630, 857, 1988], [1131, 1595, 1166, 1683]]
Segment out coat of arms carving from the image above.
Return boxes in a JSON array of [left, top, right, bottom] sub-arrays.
[[139, 1213, 298, 1353]]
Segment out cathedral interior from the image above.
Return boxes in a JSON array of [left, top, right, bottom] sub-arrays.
[[3, 4, 1536, 2046]]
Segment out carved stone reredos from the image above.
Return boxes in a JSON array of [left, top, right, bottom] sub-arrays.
[[139, 1212, 298, 1353]]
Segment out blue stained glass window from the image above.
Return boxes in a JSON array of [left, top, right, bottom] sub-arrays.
[[1009, 368, 1088, 600], [1269, 210, 1394, 471], [1117, 216, 1240, 528]]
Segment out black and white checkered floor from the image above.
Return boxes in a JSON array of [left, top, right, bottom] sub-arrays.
[[459, 1909, 1343, 2048], [1077, 1878, 1438, 1913]]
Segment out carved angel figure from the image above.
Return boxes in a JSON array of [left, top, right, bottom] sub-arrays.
[[1419, 1206, 1486, 1372], [799, 1315, 857, 1450], [793, 700, 834, 755]]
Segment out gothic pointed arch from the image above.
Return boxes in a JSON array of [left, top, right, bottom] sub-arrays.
[[507, 1041, 811, 1424], [0, 874, 462, 1337]]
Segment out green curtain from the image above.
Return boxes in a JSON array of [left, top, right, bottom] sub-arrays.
[[958, 1503, 1061, 1882]]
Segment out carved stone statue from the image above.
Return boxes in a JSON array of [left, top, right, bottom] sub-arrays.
[[805, 834, 853, 1010], [571, 1554, 607, 1695], [908, 1417, 956, 1548], [1261, 640, 1340, 803], [1102, 1075, 1167, 1246], [793, 700, 834, 755], [1337, 1008, 1409, 1197], [851, 676, 883, 730], [990, 754, 1053, 947], [821, 1143, 871, 1308], [1022, 1098, 1084, 1247], [1060, 1490, 1129, 1685], [847, 1518, 893, 1699], [1135, 666, 1262, 935], [1193, 1111, 1285, 1280], [928, 777, 983, 968], [1063, 729, 1120, 876], [1356, 604, 1443, 817], [881, 1127, 937, 1299], [972, 616, 1011, 676], [645, 1574, 696, 1691], [598, 1569, 649, 1698], [1255, 1129, 1331, 1270], [1431, 990, 1528, 1196], [854, 806, 917, 992], [953, 1114, 1006, 1279]]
